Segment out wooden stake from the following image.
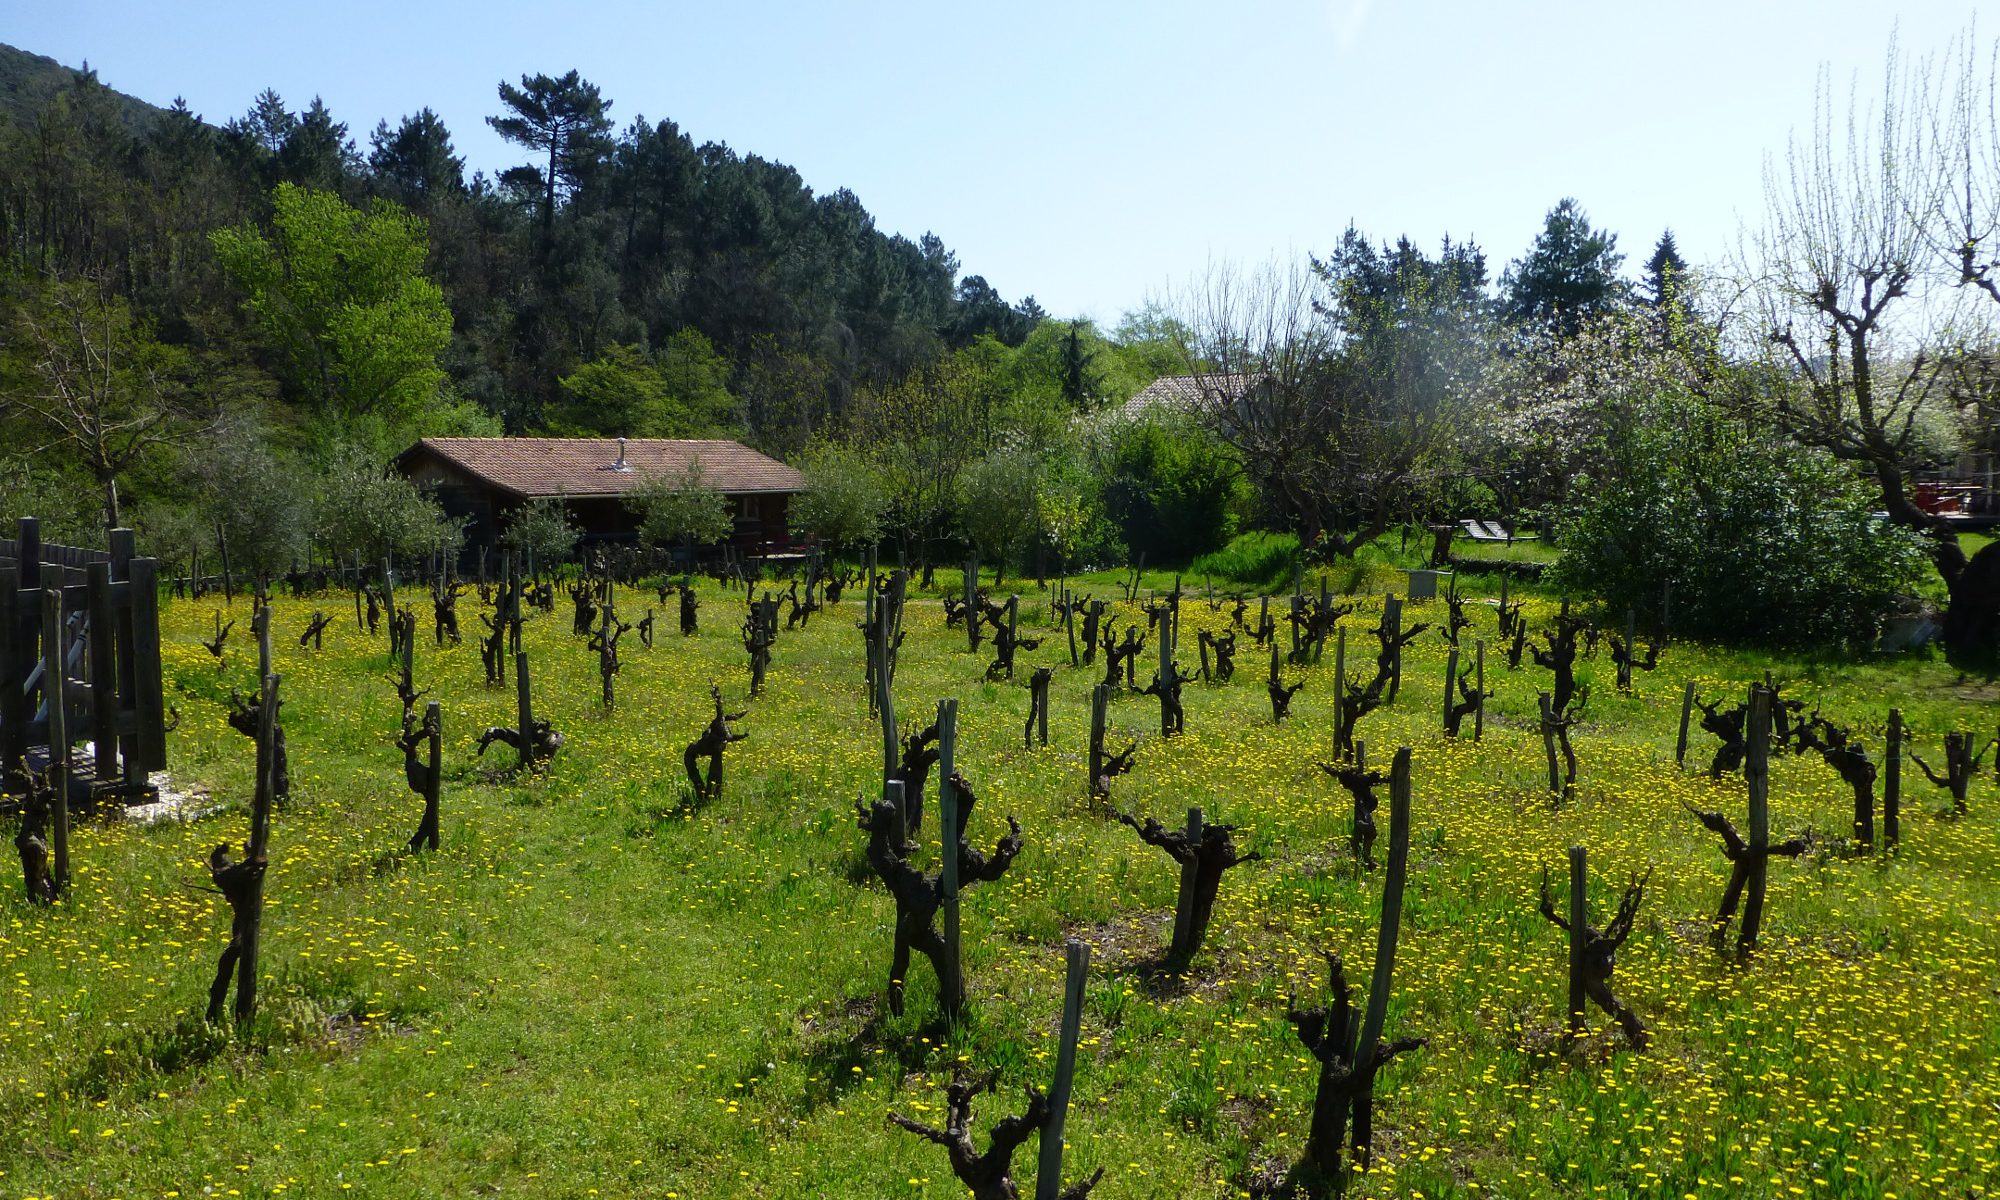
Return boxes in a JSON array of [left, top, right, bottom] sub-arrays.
[[937, 699, 961, 1020], [1739, 685, 1773, 955], [419, 700, 441, 851], [86, 562, 117, 779], [41, 588, 69, 896], [1350, 747, 1413, 1172], [1333, 626, 1348, 755], [1884, 707, 1902, 847], [1089, 684, 1108, 798], [1034, 939, 1091, 1200], [1384, 595, 1404, 701], [1442, 645, 1459, 734], [1566, 845, 1587, 1040], [1538, 691, 1560, 796], [1473, 639, 1486, 742], [1169, 807, 1203, 962], [1676, 679, 1696, 766], [514, 651, 534, 772]]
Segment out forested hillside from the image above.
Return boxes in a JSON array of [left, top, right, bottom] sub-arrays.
[[0, 49, 1190, 568]]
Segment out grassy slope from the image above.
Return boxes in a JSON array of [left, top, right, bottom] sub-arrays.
[[3, 564, 1997, 1199]]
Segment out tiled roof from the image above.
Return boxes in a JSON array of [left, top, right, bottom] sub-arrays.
[[403, 438, 806, 498], [1116, 373, 1261, 420]]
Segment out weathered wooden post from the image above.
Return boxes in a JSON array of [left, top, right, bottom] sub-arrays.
[[1065, 585, 1079, 666], [1617, 608, 1637, 690], [878, 622, 900, 824], [1538, 692, 1561, 797], [1441, 645, 1459, 735], [1384, 595, 1404, 702], [1034, 939, 1091, 1200], [1884, 708, 1903, 847], [504, 551, 522, 658], [1676, 679, 1697, 767], [1473, 639, 1487, 742], [937, 699, 961, 1020], [963, 553, 979, 653], [1169, 807, 1204, 964], [217, 522, 233, 604], [1565, 844, 1587, 1040], [1351, 747, 1415, 1172], [40, 587, 70, 896], [381, 558, 397, 652], [514, 651, 535, 772], [86, 562, 117, 780], [1089, 683, 1107, 798], [1739, 685, 1774, 955], [1333, 626, 1348, 755]]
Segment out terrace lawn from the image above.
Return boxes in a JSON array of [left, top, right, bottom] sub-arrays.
[[3, 561, 1997, 1199]]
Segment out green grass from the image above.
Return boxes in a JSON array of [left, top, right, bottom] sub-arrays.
[[3, 566, 1998, 1198]]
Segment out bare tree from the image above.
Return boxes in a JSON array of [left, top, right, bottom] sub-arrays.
[[1747, 41, 1999, 657], [4, 274, 211, 533], [1172, 242, 1484, 558]]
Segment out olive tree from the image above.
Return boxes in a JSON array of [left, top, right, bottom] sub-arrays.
[[634, 459, 734, 562], [791, 441, 888, 557]]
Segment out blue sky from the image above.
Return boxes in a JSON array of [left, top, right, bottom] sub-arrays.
[[7, 2, 1989, 321]]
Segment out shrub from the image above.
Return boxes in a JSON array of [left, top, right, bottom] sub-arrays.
[[502, 497, 581, 566], [634, 460, 734, 553], [1101, 415, 1246, 561], [1547, 411, 1928, 649], [792, 442, 888, 555]]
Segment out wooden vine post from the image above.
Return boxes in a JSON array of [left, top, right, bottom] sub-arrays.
[[964, 554, 980, 653], [1676, 679, 1697, 767], [1537, 845, 1649, 1049], [514, 650, 535, 771], [1683, 685, 1811, 956], [1565, 845, 1586, 1040], [1170, 807, 1204, 966], [937, 699, 961, 1020], [1473, 639, 1486, 742], [1118, 806, 1260, 973], [1884, 708, 1902, 847], [1287, 748, 1424, 1190], [1333, 626, 1348, 753], [40, 587, 69, 896], [1441, 645, 1458, 734], [1350, 747, 1414, 1168], [1740, 685, 1773, 952], [1383, 595, 1403, 702], [887, 941, 1102, 1200], [1034, 939, 1092, 1200], [1086, 683, 1132, 801]]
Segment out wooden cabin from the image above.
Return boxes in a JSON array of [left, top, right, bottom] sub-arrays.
[[394, 437, 807, 558]]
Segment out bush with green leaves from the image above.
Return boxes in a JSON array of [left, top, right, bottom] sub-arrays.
[[310, 451, 461, 566], [1100, 414, 1247, 561], [1547, 401, 1928, 648], [956, 445, 1040, 581], [634, 460, 734, 554], [502, 497, 581, 566], [791, 442, 888, 556]]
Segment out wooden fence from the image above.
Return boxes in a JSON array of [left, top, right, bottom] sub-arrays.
[[0, 517, 167, 800]]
